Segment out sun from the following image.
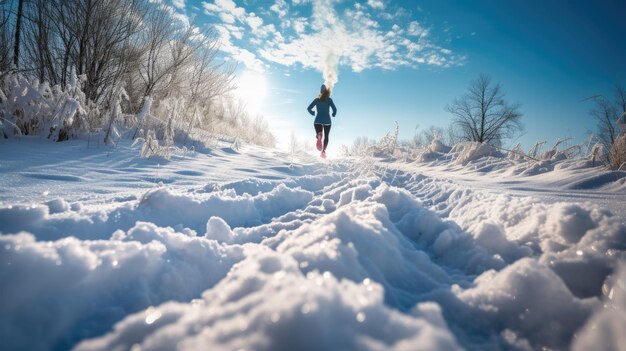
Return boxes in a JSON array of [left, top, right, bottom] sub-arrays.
[[235, 70, 268, 114]]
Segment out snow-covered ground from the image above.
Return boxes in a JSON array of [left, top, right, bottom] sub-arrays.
[[1, 138, 625, 351]]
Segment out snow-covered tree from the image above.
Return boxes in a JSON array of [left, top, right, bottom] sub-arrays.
[[0, 0, 277, 152]]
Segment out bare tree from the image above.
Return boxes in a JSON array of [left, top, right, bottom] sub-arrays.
[[615, 85, 626, 129], [181, 38, 235, 141], [136, 6, 175, 105], [12, 0, 23, 67], [22, 0, 58, 83], [412, 125, 450, 146], [186, 35, 235, 106], [446, 73, 524, 146], [48, 0, 147, 102], [0, 1, 13, 71], [589, 84, 626, 168]]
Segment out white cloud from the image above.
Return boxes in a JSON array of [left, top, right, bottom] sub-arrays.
[[201, 0, 269, 71], [408, 21, 428, 37], [270, 0, 288, 18], [215, 24, 266, 72], [219, 12, 236, 23], [223, 23, 244, 40], [202, 0, 245, 22], [202, 0, 460, 78], [246, 13, 264, 31], [172, 0, 185, 10], [380, 7, 411, 21], [202, 2, 220, 12], [291, 18, 307, 34], [257, 0, 459, 85], [367, 0, 384, 10]]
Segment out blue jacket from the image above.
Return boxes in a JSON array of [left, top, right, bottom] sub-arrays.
[[307, 98, 337, 125]]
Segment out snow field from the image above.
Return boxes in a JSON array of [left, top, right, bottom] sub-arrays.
[[410, 141, 626, 194], [1, 164, 624, 351]]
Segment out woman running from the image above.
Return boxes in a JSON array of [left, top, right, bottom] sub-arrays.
[[307, 84, 337, 158]]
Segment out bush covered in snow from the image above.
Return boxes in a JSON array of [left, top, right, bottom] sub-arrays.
[[609, 134, 626, 170], [451, 141, 503, 165], [0, 0, 275, 154], [342, 122, 403, 158], [345, 118, 620, 180], [0, 71, 92, 141], [0, 70, 275, 155]]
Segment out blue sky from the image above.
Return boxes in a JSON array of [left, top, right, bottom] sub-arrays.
[[168, 0, 626, 153]]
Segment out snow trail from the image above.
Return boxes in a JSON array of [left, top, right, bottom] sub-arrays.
[[0, 139, 624, 350]]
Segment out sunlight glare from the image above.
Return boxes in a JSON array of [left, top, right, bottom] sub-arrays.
[[235, 70, 268, 114]]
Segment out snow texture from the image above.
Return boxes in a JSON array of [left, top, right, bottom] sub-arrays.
[[0, 139, 625, 351]]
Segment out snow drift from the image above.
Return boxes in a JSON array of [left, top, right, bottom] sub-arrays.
[[0, 139, 625, 350]]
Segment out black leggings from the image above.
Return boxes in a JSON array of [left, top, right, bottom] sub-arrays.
[[314, 124, 331, 151]]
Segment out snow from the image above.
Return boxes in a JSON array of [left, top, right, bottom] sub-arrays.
[[572, 263, 626, 351], [0, 138, 625, 351], [452, 142, 504, 166]]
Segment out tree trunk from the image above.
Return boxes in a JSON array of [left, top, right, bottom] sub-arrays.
[[13, 0, 24, 67]]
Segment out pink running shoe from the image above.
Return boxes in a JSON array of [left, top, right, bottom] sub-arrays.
[[321, 150, 326, 159], [316, 132, 323, 151]]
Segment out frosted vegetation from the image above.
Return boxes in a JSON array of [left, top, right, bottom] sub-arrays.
[[340, 77, 626, 171], [0, 0, 275, 155], [587, 86, 626, 170]]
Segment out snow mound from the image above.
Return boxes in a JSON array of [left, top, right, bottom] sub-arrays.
[[0, 223, 245, 351], [218, 173, 345, 196], [402, 172, 626, 299], [565, 170, 626, 190], [0, 183, 313, 240], [455, 258, 597, 349], [416, 139, 453, 163], [430, 138, 452, 154], [452, 142, 503, 165], [573, 262, 626, 351], [74, 249, 461, 351], [136, 183, 313, 229]]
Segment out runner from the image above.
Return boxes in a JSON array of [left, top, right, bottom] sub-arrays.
[[307, 84, 337, 158]]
